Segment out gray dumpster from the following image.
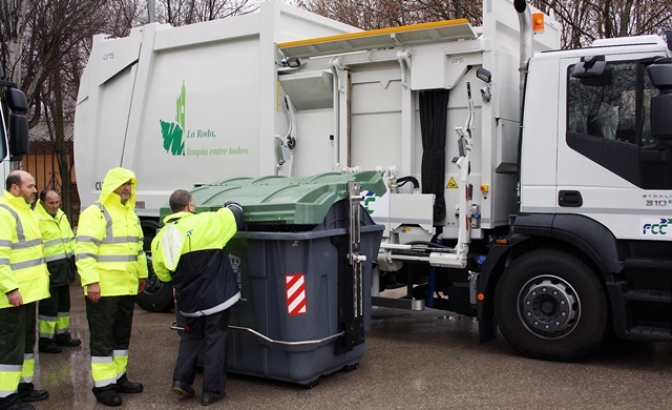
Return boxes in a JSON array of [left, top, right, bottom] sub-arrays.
[[168, 171, 385, 387]]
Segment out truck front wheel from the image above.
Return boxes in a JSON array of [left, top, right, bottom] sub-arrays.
[[494, 249, 608, 361]]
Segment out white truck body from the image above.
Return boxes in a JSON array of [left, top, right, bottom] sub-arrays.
[[74, 1, 359, 218], [75, 0, 672, 362]]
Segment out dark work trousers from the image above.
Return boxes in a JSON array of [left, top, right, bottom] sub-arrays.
[[174, 308, 230, 393], [38, 284, 71, 346], [85, 295, 135, 389], [0, 302, 36, 410]]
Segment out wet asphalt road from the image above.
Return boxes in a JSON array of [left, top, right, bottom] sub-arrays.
[[32, 284, 672, 410]]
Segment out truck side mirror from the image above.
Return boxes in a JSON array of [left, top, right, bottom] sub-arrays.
[[9, 113, 29, 158], [5, 87, 29, 158], [571, 55, 606, 79], [648, 58, 672, 141], [5, 87, 28, 113]]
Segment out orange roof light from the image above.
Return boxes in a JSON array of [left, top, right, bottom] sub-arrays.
[[477, 293, 485, 302], [532, 12, 545, 34]]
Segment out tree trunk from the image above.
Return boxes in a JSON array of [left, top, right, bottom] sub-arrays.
[[50, 71, 73, 223]]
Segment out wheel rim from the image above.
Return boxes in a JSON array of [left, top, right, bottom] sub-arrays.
[[517, 274, 580, 340]]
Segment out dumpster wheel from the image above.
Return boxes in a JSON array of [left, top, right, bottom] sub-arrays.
[[341, 363, 359, 373], [302, 377, 321, 389]]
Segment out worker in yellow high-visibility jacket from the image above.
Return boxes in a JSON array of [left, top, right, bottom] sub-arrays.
[[75, 167, 148, 407], [35, 189, 81, 354], [0, 170, 50, 410]]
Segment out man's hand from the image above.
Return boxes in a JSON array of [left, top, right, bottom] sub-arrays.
[[7, 290, 23, 307], [87, 283, 101, 303], [138, 279, 147, 293]]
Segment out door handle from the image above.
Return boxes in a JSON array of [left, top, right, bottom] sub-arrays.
[[558, 190, 583, 207]]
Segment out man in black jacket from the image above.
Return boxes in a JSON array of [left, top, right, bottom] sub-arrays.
[[152, 189, 244, 406]]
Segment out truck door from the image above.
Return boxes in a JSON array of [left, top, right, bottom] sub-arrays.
[[556, 54, 672, 240]]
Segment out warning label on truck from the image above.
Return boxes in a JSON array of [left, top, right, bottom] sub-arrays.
[[447, 177, 458, 189]]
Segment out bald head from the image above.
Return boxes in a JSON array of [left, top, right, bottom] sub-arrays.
[[6, 170, 37, 204], [40, 189, 61, 216], [169, 189, 194, 213]]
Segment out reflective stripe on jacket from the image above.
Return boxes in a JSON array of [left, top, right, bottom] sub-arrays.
[[35, 201, 76, 286], [0, 190, 50, 308], [75, 168, 148, 296]]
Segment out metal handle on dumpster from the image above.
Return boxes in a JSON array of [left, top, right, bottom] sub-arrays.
[[348, 180, 364, 319], [332, 180, 366, 355], [229, 326, 344, 346], [171, 322, 344, 347]]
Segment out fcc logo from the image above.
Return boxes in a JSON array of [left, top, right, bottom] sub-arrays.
[[641, 218, 672, 236]]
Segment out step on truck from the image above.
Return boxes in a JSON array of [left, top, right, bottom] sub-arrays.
[[75, 0, 672, 361]]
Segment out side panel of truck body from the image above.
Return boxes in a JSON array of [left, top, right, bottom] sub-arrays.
[[74, 2, 359, 217], [75, 0, 560, 236], [274, 0, 559, 242]]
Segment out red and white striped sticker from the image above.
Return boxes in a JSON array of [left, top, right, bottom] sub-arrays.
[[286, 273, 307, 316]]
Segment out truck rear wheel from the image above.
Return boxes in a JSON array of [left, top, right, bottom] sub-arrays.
[[494, 249, 608, 361], [136, 254, 174, 312], [136, 221, 174, 312]]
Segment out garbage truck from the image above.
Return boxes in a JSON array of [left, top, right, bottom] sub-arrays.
[[0, 65, 30, 182], [74, 0, 672, 362]]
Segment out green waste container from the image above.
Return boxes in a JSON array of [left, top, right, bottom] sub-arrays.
[[168, 171, 385, 387]]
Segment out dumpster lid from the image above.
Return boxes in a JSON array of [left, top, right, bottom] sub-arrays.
[[166, 171, 386, 225]]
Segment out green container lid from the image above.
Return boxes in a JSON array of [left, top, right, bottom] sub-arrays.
[[159, 171, 386, 225]]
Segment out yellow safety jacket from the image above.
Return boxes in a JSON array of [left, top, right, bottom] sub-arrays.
[[0, 190, 50, 309], [35, 201, 76, 287], [75, 168, 148, 296]]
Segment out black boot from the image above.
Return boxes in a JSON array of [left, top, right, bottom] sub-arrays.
[[92, 386, 122, 407], [55, 333, 82, 347], [56, 337, 81, 347], [1, 393, 34, 410], [116, 374, 143, 394], [17, 383, 48, 402], [38, 338, 62, 354]]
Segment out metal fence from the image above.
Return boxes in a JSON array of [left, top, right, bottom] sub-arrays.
[[21, 141, 80, 226]]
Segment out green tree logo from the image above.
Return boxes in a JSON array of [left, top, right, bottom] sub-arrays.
[[160, 82, 186, 156]]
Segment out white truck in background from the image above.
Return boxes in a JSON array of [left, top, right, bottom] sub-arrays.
[[75, 0, 672, 362], [0, 65, 30, 183]]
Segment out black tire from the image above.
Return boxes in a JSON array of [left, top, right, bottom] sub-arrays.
[[494, 249, 609, 362], [136, 253, 174, 312], [136, 221, 174, 312]]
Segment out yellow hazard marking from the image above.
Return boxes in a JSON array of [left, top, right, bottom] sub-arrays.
[[446, 177, 458, 189]]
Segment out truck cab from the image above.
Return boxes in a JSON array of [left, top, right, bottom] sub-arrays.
[[482, 35, 672, 361]]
